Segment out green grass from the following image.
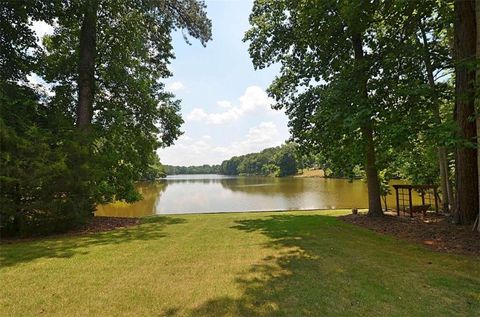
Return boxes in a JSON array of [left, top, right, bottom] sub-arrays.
[[1, 210, 479, 316]]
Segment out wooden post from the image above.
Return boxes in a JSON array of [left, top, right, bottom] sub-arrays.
[[434, 187, 439, 214], [408, 188, 413, 217], [395, 186, 400, 216]]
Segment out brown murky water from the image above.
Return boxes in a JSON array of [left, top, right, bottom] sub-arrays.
[[96, 175, 427, 217]]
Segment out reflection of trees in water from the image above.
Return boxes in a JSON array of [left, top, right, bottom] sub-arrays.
[[220, 177, 306, 198], [96, 182, 168, 217], [164, 178, 221, 184]]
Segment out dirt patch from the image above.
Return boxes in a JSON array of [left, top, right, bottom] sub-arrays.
[[1, 217, 140, 243], [81, 216, 140, 234], [340, 212, 480, 256]]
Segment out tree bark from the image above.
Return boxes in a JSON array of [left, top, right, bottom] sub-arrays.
[[476, 0, 480, 231], [352, 33, 383, 216], [362, 125, 383, 216], [439, 147, 455, 212], [454, 0, 478, 224], [77, 0, 98, 129]]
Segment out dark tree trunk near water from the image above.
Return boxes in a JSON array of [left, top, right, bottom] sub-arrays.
[[352, 33, 383, 217], [476, 0, 480, 231], [454, 0, 478, 224], [76, 0, 98, 130], [362, 124, 383, 216]]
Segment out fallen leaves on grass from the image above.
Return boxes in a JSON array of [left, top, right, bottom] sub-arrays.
[[341, 213, 480, 256]]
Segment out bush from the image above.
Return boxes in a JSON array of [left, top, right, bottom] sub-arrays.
[[0, 83, 94, 237]]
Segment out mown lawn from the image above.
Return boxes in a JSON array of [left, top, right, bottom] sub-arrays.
[[1, 210, 479, 316]]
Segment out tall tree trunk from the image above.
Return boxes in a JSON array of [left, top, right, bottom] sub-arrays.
[[418, 21, 454, 212], [476, 0, 480, 231], [437, 148, 452, 211], [439, 147, 455, 212], [352, 33, 383, 217], [77, 0, 98, 129], [454, 0, 478, 224], [362, 124, 383, 216]]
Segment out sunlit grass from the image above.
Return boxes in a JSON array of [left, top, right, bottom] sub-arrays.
[[1, 210, 478, 316]]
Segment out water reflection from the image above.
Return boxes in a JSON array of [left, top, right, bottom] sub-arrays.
[[95, 182, 167, 217], [96, 175, 419, 217], [220, 177, 305, 198]]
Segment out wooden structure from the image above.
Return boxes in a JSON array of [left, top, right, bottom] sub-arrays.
[[393, 184, 439, 217]]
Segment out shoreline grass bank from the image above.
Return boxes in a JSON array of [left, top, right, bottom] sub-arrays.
[[1, 210, 478, 316]]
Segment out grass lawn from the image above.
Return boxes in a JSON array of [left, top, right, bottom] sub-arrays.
[[1, 210, 479, 316]]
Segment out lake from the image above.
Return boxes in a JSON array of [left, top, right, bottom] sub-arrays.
[[96, 174, 416, 217]]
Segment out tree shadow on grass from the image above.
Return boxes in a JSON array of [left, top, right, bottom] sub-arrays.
[[0, 216, 186, 268], [188, 214, 480, 317]]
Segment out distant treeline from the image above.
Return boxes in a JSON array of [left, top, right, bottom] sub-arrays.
[[220, 143, 299, 177], [164, 164, 221, 175], [164, 144, 358, 178], [165, 144, 302, 177]]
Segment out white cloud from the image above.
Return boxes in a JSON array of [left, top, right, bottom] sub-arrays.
[[213, 122, 280, 157], [158, 121, 284, 166], [26, 73, 54, 97], [187, 108, 208, 121], [245, 122, 279, 146], [187, 85, 276, 124], [166, 81, 185, 92], [217, 100, 232, 108], [31, 20, 54, 47]]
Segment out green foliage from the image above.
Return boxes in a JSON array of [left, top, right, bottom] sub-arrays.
[[220, 144, 298, 177], [245, 0, 455, 191], [394, 138, 442, 186], [140, 154, 167, 181], [219, 158, 238, 175], [0, 82, 93, 236], [164, 164, 220, 175], [0, 0, 211, 236], [0, 0, 58, 81], [261, 164, 280, 177], [273, 143, 298, 177], [39, 0, 212, 203]]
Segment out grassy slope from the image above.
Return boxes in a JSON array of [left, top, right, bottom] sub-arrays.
[[1, 210, 479, 317]]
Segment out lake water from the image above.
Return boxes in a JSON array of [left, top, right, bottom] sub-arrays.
[[96, 174, 417, 217]]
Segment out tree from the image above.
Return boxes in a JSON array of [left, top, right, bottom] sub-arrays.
[[414, 2, 455, 212], [0, 81, 94, 236], [164, 164, 221, 175], [476, 0, 480, 231], [219, 144, 300, 177], [0, 1, 94, 236], [76, 0, 98, 130], [454, 0, 478, 224], [245, 0, 407, 216], [221, 157, 241, 175], [274, 143, 298, 177], [41, 0, 212, 203], [140, 153, 167, 181], [374, 0, 455, 211], [0, 0, 212, 236], [74, 0, 211, 131], [0, 0, 57, 82]]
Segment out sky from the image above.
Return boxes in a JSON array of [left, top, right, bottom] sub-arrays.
[[158, 0, 289, 166], [33, 0, 290, 166]]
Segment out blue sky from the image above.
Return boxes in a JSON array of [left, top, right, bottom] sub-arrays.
[[32, 0, 290, 166], [158, 0, 289, 166]]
